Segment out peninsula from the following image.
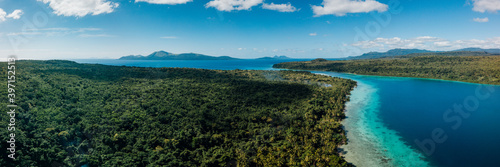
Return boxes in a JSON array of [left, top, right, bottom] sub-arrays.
[[274, 51, 500, 85]]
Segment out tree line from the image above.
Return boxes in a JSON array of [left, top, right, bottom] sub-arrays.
[[274, 55, 500, 85]]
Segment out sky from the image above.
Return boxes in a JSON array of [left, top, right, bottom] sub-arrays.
[[0, 0, 500, 59]]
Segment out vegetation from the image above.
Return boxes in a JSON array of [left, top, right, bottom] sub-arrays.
[[0, 60, 356, 167], [456, 47, 500, 54], [345, 48, 497, 60], [274, 55, 500, 85]]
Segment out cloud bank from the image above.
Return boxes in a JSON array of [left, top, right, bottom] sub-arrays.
[[262, 3, 297, 12], [38, 0, 119, 17], [135, 0, 192, 5], [0, 9, 23, 22], [472, 0, 500, 13], [312, 0, 388, 17], [205, 0, 263, 12], [473, 17, 489, 22], [351, 36, 500, 51]]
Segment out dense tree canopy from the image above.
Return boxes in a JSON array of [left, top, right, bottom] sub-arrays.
[[0, 60, 356, 167], [274, 55, 500, 85]]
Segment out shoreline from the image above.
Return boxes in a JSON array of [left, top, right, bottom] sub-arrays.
[[331, 77, 430, 167], [280, 68, 500, 86], [338, 81, 390, 167], [335, 72, 500, 86]]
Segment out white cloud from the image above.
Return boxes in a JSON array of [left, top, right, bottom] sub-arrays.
[[205, 0, 263, 12], [352, 36, 445, 49], [75, 28, 101, 32], [161, 36, 177, 39], [472, 0, 500, 13], [434, 41, 452, 47], [362, 36, 442, 48], [312, 0, 388, 17], [79, 34, 114, 38], [262, 3, 297, 12], [7, 32, 43, 36], [38, 0, 119, 17], [6, 10, 23, 19], [309, 32, 317, 36], [135, 0, 192, 5], [28, 27, 71, 31], [0, 9, 24, 22], [413, 36, 443, 43], [7, 27, 102, 37], [0, 9, 6, 22], [473, 17, 489, 22], [350, 36, 500, 51]]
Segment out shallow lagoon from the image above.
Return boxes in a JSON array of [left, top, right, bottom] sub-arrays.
[[74, 59, 500, 167]]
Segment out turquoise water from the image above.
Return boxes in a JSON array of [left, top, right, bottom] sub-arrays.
[[73, 59, 500, 167], [335, 79, 429, 167]]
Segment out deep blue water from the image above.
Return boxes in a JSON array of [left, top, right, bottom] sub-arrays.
[[375, 77, 500, 167], [72, 59, 312, 70], [73, 59, 500, 167], [324, 73, 500, 167]]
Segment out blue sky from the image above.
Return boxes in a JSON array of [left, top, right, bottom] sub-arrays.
[[1, 0, 499, 59]]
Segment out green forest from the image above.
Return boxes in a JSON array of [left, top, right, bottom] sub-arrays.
[[0, 60, 356, 167], [274, 55, 500, 85]]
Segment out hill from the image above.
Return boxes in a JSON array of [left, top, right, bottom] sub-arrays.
[[454, 47, 500, 54], [119, 51, 238, 60], [347, 48, 434, 60]]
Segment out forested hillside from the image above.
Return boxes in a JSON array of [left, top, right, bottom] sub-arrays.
[[346, 48, 433, 59], [274, 55, 500, 85], [0, 60, 356, 167]]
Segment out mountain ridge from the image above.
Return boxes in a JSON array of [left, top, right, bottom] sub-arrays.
[[257, 55, 291, 59], [119, 51, 238, 60], [347, 48, 500, 60], [454, 47, 500, 54], [347, 48, 434, 60]]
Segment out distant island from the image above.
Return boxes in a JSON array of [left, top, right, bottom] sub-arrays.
[[256, 55, 291, 60], [119, 51, 238, 60]]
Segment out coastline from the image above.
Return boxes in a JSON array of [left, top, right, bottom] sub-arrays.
[[338, 81, 390, 167], [331, 77, 430, 167], [337, 72, 500, 86], [276, 67, 499, 86]]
